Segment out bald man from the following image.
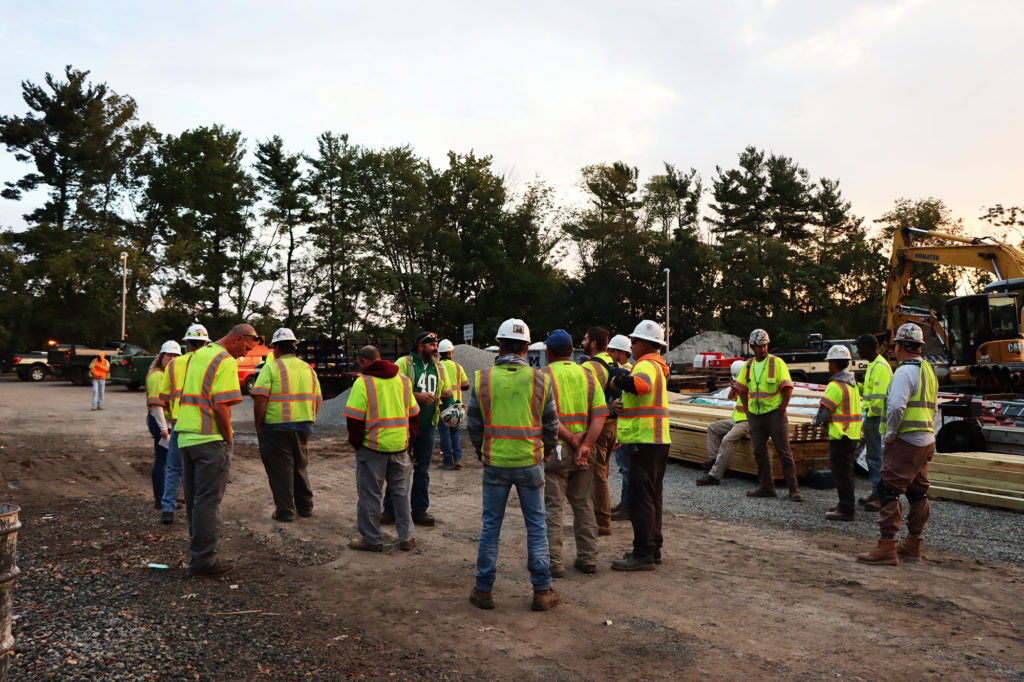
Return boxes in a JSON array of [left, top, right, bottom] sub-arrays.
[[177, 324, 260, 578]]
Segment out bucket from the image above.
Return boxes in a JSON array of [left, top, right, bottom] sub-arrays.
[[0, 504, 20, 682]]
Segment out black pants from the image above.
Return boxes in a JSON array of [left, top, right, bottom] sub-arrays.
[[627, 443, 669, 558], [830, 437, 857, 514], [257, 427, 313, 517]]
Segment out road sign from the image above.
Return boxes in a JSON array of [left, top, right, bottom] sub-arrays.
[[463, 324, 474, 342]]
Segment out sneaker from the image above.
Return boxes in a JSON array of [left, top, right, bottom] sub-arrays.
[[695, 474, 720, 486], [189, 560, 235, 578], [160, 511, 174, 525], [611, 552, 655, 572], [574, 558, 597, 574], [412, 514, 436, 527], [549, 565, 565, 578], [348, 539, 384, 552], [531, 587, 561, 611], [469, 588, 494, 610], [399, 539, 417, 551], [381, 513, 395, 525]]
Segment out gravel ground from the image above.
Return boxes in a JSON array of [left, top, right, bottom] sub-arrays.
[[8, 496, 475, 681], [635, 460, 1024, 566]]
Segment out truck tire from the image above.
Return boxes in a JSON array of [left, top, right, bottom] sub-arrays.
[[126, 381, 141, 391], [29, 365, 47, 382], [242, 374, 256, 395]]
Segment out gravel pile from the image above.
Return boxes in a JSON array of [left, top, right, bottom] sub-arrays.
[[620, 461, 1024, 566], [316, 388, 351, 430], [450, 345, 495, 376]]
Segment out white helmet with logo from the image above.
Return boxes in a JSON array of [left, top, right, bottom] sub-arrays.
[[271, 327, 297, 345], [496, 318, 531, 343], [825, 344, 852, 361], [438, 339, 455, 353], [749, 329, 770, 346], [894, 323, 924, 345], [440, 402, 465, 427], [730, 359, 745, 381], [160, 340, 182, 356], [629, 320, 666, 348], [183, 323, 210, 342], [608, 334, 632, 353]]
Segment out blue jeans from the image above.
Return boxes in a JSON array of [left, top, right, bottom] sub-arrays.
[[475, 463, 550, 593], [614, 444, 633, 508], [439, 424, 463, 465], [863, 416, 883, 495], [147, 413, 168, 504], [161, 431, 182, 513], [91, 378, 105, 407], [384, 426, 436, 517]]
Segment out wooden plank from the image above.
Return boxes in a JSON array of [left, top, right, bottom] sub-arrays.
[[929, 462, 1024, 487], [932, 452, 1024, 471], [927, 473, 1024, 497], [927, 486, 1024, 511]]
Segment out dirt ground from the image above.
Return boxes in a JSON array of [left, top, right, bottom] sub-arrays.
[[2, 377, 1023, 680]]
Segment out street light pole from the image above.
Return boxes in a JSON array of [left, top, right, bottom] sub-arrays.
[[663, 267, 670, 349], [120, 252, 128, 340]]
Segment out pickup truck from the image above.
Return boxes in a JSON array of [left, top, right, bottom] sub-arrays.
[[771, 333, 867, 384], [48, 341, 149, 385], [10, 351, 53, 382]]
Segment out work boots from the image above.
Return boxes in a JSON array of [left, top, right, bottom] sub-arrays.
[[531, 588, 561, 611], [856, 538, 898, 565], [897, 535, 923, 561]]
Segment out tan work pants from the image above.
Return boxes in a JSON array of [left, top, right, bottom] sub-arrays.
[[591, 417, 617, 532], [544, 445, 598, 570]]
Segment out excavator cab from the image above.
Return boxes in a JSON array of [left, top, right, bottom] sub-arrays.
[[944, 292, 1024, 368]]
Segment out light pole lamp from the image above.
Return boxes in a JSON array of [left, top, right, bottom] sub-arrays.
[[663, 267, 670, 350], [120, 252, 128, 340]]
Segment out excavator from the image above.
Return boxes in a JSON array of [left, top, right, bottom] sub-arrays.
[[882, 226, 1024, 452]]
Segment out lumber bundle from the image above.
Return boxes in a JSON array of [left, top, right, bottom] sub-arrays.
[[927, 451, 1024, 511], [666, 402, 829, 480]]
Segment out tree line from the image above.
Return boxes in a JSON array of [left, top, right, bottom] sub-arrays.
[[1, 66, 1018, 358]]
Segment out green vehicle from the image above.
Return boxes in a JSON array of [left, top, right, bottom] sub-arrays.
[[109, 352, 156, 391]]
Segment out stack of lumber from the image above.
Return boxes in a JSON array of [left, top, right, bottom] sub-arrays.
[[927, 451, 1024, 511], [666, 402, 829, 480]]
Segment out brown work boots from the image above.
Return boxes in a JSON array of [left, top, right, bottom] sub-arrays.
[[897, 535, 923, 561], [531, 587, 561, 611], [856, 538, 898, 565]]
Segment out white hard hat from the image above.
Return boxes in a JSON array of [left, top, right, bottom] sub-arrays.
[[825, 344, 852, 361], [894, 323, 924, 344], [183, 323, 210, 342], [749, 329, 770, 346], [608, 334, 632, 353], [730, 360, 745, 381], [440, 403, 465, 427], [160, 340, 182, 356], [271, 327, 297, 344], [438, 339, 455, 353], [496, 318, 531, 343], [629, 320, 666, 348]]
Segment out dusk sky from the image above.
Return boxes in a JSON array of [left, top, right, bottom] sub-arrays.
[[2, 0, 1021, 240]]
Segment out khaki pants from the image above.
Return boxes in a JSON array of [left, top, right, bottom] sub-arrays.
[[747, 409, 799, 491], [878, 438, 934, 538], [707, 418, 749, 480], [592, 418, 617, 532], [544, 445, 598, 570]]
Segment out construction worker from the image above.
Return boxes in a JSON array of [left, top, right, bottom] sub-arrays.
[[541, 330, 609, 577], [89, 352, 110, 410], [343, 345, 420, 552], [175, 324, 259, 578], [251, 328, 323, 523], [607, 334, 633, 518], [858, 323, 937, 565], [382, 332, 454, 526], [856, 333, 892, 512], [157, 324, 210, 525], [735, 329, 803, 502], [466, 318, 560, 611], [695, 360, 748, 486], [146, 341, 182, 511], [437, 338, 471, 470], [581, 326, 616, 535], [608, 320, 671, 571], [812, 345, 863, 521]]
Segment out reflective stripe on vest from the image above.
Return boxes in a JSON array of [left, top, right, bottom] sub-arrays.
[[477, 365, 547, 466], [365, 374, 414, 451], [619, 356, 671, 444], [899, 361, 937, 432], [255, 356, 321, 424], [861, 355, 892, 417], [176, 347, 236, 435], [820, 380, 863, 440]]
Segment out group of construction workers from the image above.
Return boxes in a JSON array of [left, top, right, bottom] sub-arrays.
[[696, 324, 937, 566]]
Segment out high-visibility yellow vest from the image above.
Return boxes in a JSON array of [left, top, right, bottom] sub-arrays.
[[250, 354, 322, 424], [158, 352, 192, 424], [440, 358, 470, 403], [146, 368, 165, 409], [542, 360, 610, 444], [474, 364, 551, 466], [583, 351, 614, 389], [820, 380, 863, 440], [898, 361, 937, 434], [737, 355, 793, 415], [342, 372, 419, 452], [618, 355, 671, 445], [175, 343, 242, 438], [731, 386, 747, 423], [858, 355, 892, 418], [397, 355, 453, 427]]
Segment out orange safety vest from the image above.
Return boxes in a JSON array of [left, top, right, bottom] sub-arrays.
[[90, 358, 110, 379]]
